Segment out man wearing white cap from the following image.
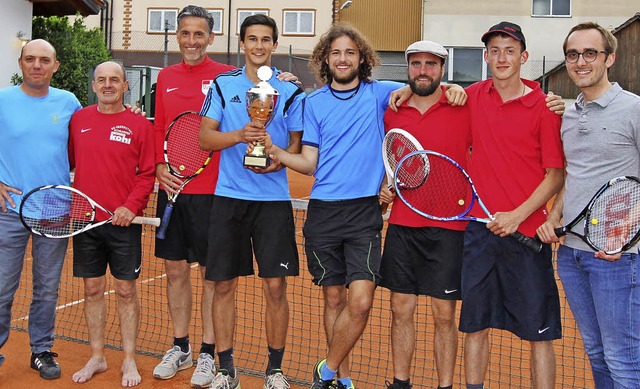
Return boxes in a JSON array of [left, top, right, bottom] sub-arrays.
[[379, 40, 471, 389]]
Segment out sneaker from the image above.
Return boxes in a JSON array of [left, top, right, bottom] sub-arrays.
[[191, 353, 217, 388], [210, 368, 241, 389], [335, 381, 355, 389], [153, 345, 193, 379], [264, 369, 290, 389], [0, 353, 4, 367], [30, 351, 61, 379], [310, 359, 335, 389]]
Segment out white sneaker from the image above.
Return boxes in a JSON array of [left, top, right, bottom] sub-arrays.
[[190, 353, 217, 388], [264, 370, 290, 389], [210, 368, 241, 389], [153, 345, 193, 379]]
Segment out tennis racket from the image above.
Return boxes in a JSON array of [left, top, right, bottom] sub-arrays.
[[394, 150, 543, 253], [19, 185, 160, 238], [156, 111, 212, 239], [555, 176, 640, 254], [381, 128, 424, 214]]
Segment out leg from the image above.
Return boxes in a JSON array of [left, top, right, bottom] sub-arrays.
[[530, 340, 555, 389], [464, 329, 489, 385], [0, 212, 30, 352], [29, 233, 68, 353], [323, 285, 351, 378], [212, 278, 238, 361], [165, 259, 192, 339], [72, 277, 109, 383], [325, 280, 376, 371], [114, 279, 141, 387], [431, 298, 458, 387], [390, 292, 417, 381], [199, 265, 215, 345], [263, 277, 289, 350]]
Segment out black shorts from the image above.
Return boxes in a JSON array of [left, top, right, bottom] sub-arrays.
[[380, 224, 463, 300], [155, 192, 212, 266], [73, 223, 142, 280], [303, 196, 383, 287], [459, 222, 562, 341], [204, 196, 299, 281]]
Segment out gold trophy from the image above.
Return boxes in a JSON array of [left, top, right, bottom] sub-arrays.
[[244, 66, 279, 168]]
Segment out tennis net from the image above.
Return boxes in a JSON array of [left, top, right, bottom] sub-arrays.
[[11, 192, 592, 387]]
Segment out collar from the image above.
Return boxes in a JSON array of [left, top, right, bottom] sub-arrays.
[[483, 78, 542, 108], [179, 56, 213, 71], [576, 82, 621, 109]]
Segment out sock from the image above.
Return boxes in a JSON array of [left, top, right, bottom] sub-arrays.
[[218, 348, 235, 376], [266, 346, 285, 374], [199, 342, 215, 357], [466, 384, 484, 389], [338, 377, 354, 388], [173, 335, 190, 353], [393, 377, 411, 388], [438, 386, 453, 389], [320, 360, 337, 381]]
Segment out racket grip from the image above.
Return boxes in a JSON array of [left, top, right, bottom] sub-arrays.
[[512, 231, 543, 253], [156, 204, 174, 239], [554, 226, 567, 237], [381, 202, 389, 215], [132, 216, 161, 227]]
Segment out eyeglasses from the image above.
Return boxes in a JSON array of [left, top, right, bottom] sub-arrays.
[[564, 49, 608, 64]]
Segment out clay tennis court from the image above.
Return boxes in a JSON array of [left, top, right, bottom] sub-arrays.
[[3, 170, 592, 388]]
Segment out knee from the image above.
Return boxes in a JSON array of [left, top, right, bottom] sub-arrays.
[[324, 287, 346, 311], [348, 293, 373, 318], [116, 283, 137, 301], [214, 279, 237, 296], [390, 295, 416, 323], [263, 278, 287, 304], [165, 262, 189, 284]]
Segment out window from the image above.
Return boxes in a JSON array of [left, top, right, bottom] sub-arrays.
[[283, 10, 315, 35], [532, 0, 571, 16], [207, 9, 223, 34], [237, 9, 269, 34], [443, 48, 488, 87], [148, 9, 177, 33]]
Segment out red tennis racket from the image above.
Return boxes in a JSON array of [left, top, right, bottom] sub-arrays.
[[394, 150, 543, 253], [381, 128, 424, 214], [156, 111, 212, 239]]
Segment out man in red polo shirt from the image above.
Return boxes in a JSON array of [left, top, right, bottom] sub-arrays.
[[459, 22, 564, 389]]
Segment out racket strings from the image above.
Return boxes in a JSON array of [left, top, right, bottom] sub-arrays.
[[384, 134, 420, 174], [22, 188, 94, 236], [587, 179, 640, 252], [166, 113, 210, 177], [397, 153, 473, 219]]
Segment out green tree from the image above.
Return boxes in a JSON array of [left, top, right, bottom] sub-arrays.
[[29, 15, 111, 106]]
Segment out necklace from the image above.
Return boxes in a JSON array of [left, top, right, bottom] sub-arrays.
[[329, 82, 360, 101]]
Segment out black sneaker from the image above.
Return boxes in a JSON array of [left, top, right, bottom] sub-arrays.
[[30, 351, 61, 379], [0, 353, 5, 367], [310, 359, 335, 389]]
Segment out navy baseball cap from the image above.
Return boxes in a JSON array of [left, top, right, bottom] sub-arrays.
[[481, 21, 526, 50]]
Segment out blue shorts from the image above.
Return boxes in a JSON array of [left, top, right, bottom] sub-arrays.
[[459, 222, 562, 341]]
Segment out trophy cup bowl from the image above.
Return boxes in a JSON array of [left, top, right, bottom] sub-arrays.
[[244, 66, 280, 168]]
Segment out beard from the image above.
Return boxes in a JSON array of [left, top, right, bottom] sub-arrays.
[[330, 65, 359, 85], [409, 75, 441, 97]]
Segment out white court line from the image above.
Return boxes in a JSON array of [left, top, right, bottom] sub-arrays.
[[11, 264, 197, 323]]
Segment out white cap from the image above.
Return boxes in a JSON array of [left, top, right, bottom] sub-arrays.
[[405, 40, 448, 64]]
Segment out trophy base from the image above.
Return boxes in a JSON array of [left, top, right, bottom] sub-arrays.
[[244, 154, 270, 168]]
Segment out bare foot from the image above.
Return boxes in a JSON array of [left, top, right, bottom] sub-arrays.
[[72, 356, 108, 383], [121, 358, 141, 387]]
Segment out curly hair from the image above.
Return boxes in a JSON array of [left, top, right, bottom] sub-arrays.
[[309, 23, 380, 85]]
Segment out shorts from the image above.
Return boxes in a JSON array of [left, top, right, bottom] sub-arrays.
[[303, 196, 383, 287], [73, 223, 142, 280], [155, 192, 212, 266], [204, 196, 299, 281], [380, 224, 463, 300], [459, 222, 562, 341]]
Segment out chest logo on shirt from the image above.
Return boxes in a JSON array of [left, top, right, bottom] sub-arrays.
[[202, 80, 213, 96], [51, 114, 60, 124], [110, 125, 132, 145]]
